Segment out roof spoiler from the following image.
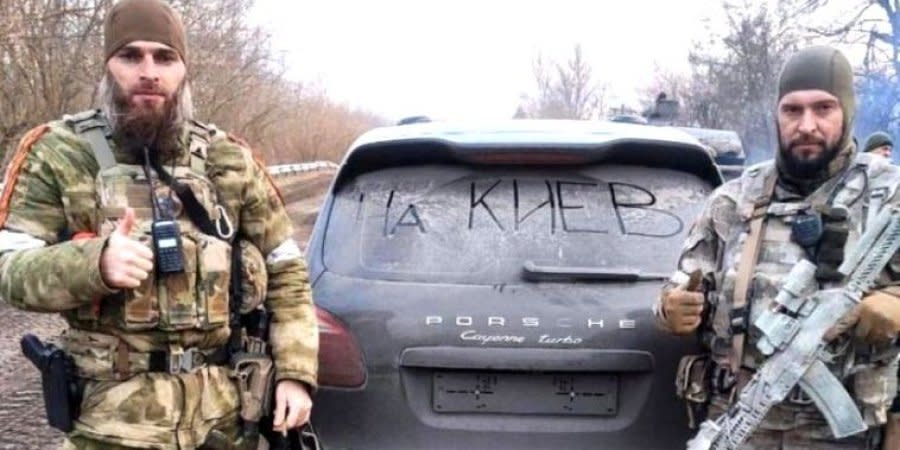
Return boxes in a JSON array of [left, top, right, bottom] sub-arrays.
[[332, 138, 723, 190]]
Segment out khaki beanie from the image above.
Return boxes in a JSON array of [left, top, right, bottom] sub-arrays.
[[777, 45, 855, 143], [104, 0, 187, 61], [774, 46, 859, 192]]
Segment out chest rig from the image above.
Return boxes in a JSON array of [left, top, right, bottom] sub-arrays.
[[704, 156, 899, 424], [63, 110, 235, 333]]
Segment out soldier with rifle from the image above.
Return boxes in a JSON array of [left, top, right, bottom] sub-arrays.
[[656, 46, 900, 449], [0, 0, 318, 448]]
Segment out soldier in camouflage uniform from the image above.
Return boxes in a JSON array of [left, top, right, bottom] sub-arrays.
[[862, 132, 893, 160], [0, 0, 318, 448], [656, 46, 900, 449]]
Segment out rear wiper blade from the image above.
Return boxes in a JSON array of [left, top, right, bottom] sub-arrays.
[[522, 260, 670, 282]]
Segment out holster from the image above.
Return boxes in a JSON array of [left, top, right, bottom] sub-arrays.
[[675, 354, 713, 429], [20, 333, 82, 432], [231, 335, 276, 446]]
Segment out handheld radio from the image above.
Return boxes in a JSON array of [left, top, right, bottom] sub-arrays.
[[143, 146, 185, 274]]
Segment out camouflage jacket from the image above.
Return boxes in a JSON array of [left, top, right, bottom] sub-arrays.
[[655, 153, 900, 433], [0, 115, 318, 388]]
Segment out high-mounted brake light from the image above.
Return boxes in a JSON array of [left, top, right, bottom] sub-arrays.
[[317, 306, 367, 388], [468, 151, 590, 165]]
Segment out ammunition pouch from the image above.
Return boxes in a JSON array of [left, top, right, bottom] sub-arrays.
[[815, 205, 849, 282], [676, 354, 714, 428]]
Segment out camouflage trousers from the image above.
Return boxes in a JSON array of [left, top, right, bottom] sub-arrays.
[[61, 365, 242, 450]]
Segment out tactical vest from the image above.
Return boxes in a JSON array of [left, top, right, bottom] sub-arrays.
[[701, 154, 900, 426], [61, 110, 234, 333]]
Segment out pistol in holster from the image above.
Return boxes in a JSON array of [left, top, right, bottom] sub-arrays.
[[230, 308, 277, 449], [20, 333, 82, 433]]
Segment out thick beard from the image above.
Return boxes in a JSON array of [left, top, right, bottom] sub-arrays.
[[98, 73, 193, 163], [778, 139, 841, 180]]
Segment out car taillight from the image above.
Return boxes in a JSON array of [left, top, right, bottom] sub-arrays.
[[316, 306, 367, 388], [467, 151, 590, 165]]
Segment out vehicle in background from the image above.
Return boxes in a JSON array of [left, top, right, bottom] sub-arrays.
[[609, 114, 649, 125], [397, 115, 433, 125], [306, 120, 722, 449], [642, 93, 747, 180], [675, 127, 745, 180]]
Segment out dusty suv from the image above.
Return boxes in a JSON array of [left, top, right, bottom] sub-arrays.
[[305, 120, 723, 449]]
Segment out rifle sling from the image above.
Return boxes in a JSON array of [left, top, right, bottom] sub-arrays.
[[228, 238, 244, 356], [148, 157, 220, 237], [730, 173, 777, 377]]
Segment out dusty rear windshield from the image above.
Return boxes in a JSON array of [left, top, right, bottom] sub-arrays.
[[323, 164, 713, 284]]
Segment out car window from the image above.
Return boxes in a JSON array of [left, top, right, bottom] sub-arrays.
[[323, 163, 713, 284]]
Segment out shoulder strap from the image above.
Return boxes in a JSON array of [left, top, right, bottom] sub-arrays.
[[730, 166, 777, 378], [148, 157, 225, 239], [227, 237, 244, 356], [186, 120, 213, 174], [738, 163, 775, 219], [64, 110, 116, 170]]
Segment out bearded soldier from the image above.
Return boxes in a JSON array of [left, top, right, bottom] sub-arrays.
[[0, 0, 318, 448], [656, 46, 900, 448]]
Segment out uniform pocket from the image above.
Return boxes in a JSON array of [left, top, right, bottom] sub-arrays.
[[675, 354, 712, 429], [77, 373, 180, 444], [122, 234, 160, 330], [199, 366, 240, 421], [854, 362, 898, 426], [61, 330, 120, 380], [197, 235, 231, 328], [159, 233, 199, 330]]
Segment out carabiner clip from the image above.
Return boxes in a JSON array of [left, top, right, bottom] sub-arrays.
[[215, 204, 235, 240]]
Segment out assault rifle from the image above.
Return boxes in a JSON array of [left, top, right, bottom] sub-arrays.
[[687, 205, 900, 450]]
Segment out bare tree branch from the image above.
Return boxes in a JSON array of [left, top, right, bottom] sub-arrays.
[[517, 44, 607, 119], [0, 0, 383, 163]]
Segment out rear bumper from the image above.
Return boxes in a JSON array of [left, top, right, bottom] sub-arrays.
[[311, 361, 694, 449]]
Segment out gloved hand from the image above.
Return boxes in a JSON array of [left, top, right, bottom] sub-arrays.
[[854, 291, 900, 345], [660, 271, 705, 335], [661, 288, 704, 335]]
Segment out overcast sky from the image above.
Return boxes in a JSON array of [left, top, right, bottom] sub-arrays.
[[248, 1, 865, 123], [248, 1, 725, 121]]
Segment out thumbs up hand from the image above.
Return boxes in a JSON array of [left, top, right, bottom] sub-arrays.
[[100, 208, 155, 289], [660, 270, 706, 335]]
